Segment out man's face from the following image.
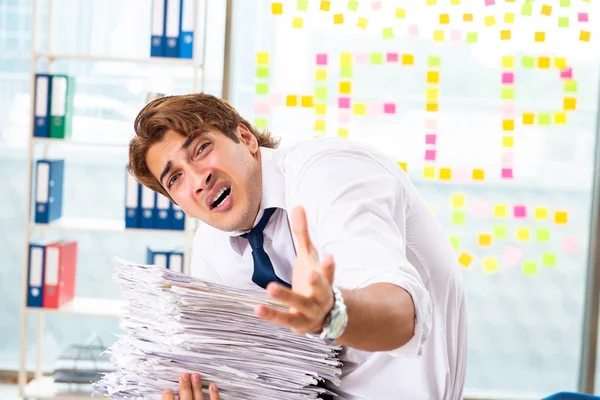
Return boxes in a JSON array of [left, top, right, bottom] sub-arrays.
[[145, 126, 262, 232]]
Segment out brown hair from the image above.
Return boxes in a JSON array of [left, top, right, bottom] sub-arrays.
[[128, 93, 279, 201]]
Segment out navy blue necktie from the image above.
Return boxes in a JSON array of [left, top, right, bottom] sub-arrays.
[[242, 208, 291, 289]]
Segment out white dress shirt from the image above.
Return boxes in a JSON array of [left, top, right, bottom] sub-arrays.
[[191, 137, 467, 400]]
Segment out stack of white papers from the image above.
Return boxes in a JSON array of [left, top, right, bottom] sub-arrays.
[[92, 257, 342, 400]]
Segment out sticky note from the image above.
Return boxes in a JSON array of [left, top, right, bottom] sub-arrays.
[[513, 205, 526, 218], [485, 16, 496, 26], [466, 32, 478, 43], [396, 8, 406, 18], [500, 30, 511, 40], [402, 54, 414, 65], [564, 81, 577, 92], [428, 56, 441, 68], [440, 14, 450, 24], [554, 112, 567, 124], [561, 68, 573, 79], [315, 104, 327, 115], [357, 17, 368, 29], [314, 120, 326, 131], [292, 17, 304, 28], [451, 194, 466, 208], [522, 56, 535, 68], [463, 14, 473, 22], [564, 97, 577, 111], [320, 0, 331, 11], [501, 88, 514, 100], [451, 30, 462, 41], [522, 113, 535, 124], [503, 119, 514, 131], [470, 199, 488, 218], [433, 30, 444, 41], [493, 224, 508, 239], [554, 211, 568, 224], [253, 100, 269, 114], [271, 3, 283, 15], [538, 57, 550, 69], [426, 88, 439, 100], [340, 53, 352, 66], [449, 236, 461, 250], [502, 136, 514, 147], [257, 52, 269, 65], [340, 66, 352, 78], [439, 168, 452, 180], [427, 71, 440, 84], [316, 69, 327, 81], [348, 0, 359, 11], [371, 1, 382, 10], [387, 53, 399, 63], [371, 53, 383, 64], [516, 227, 530, 241], [254, 117, 267, 130], [337, 128, 349, 138], [451, 0, 460, 4], [554, 57, 567, 69], [478, 234, 493, 247], [502, 168, 513, 179], [543, 253, 556, 267], [424, 166, 436, 180], [256, 66, 269, 78], [536, 228, 550, 242], [535, 32, 546, 42], [562, 236, 578, 253], [286, 95, 298, 107], [580, 31, 591, 42], [333, 13, 344, 24], [425, 119, 437, 130], [560, 0, 570, 6], [452, 211, 466, 224], [505, 12, 515, 23], [472, 169, 485, 180], [483, 257, 499, 274], [559, 17, 570, 28], [301, 96, 314, 107], [523, 260, 537, 275], [427, 0, 436, 5], [339, 81, 351, 94], [485, 0, 495, 5], [338, 97, 350, 108], [579, 13, 589, 22], [397, 162, 407, 172], [502, 56, 514, 68], [313, 87, 327, 100], [521, 2, 532, 15], [458, 252, 473, 268], [493, 204, 507, 218], [538, 113, 551, 125], [541, 4, 552, 16], [425, 135, 436, 146], [256, 83, 269, 95], [426, 102, 439, 112], [297, 0, 308, 11], [353, 103, 366, 115], [383, 103, 396, 114], [503, 246, 522, 266], [382, 27, 394, 39], [534, 207, 548, 220]]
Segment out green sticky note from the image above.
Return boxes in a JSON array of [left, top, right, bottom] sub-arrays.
[[493, 224, 508, 239], [521, 3, 532, 15], [522, 56, 535, 68], [538, 113, 551, 125], [297, 0, 308, 11], [452, 211, 466, 225], [348, 0, 359, 10], [559, 17, 570, 27], [564, 81, 577, 92], [382, 27, 394, 39], [448, 236, 461, 250], [340, 66, 353, 78], [371, 53, 383, 64], [560, 0, 570, 6], [256, 83, 269, 95], [315, 86, 328, 100], [543, 253, 557, 267], [523, 260, 537, 275], [466, 32, 478, 43], [254, 117, 267, 130], [428, 56, 441, 68], [501, 87, 515, 100], [536, 228, 550, 242], [256, 66, 269, 78]]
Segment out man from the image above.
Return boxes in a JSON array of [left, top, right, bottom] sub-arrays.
[[128, 93, 467, 400]]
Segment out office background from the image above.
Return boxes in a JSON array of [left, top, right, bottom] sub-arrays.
[[2, 0, 600, 398]]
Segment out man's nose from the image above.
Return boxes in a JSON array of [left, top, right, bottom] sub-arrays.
[[194, 171, 212, 194]]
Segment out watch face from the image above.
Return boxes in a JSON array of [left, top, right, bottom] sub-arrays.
[[331, 311, 348, 338]]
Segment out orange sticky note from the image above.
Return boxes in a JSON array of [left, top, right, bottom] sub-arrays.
[[440, 14, 450, 24], [271, 2, 283, 15], [500, 30, 511, 40], [426, 102, 439, 112], [503, 119, 514, 131], [541, 4, 552, 15], [522, 113, 535, 125], [439, 168, 452, 180], [397, 162, 407, 172], [554, 211, 568, 224], [580, 31, 591, 42], [538, 57, 551, 69], [320, 0, 331, 11], [301, 96, 314, 107], [333, 13, 344, 24], [427, 71, 440, 83], [472, 169, 485, 180], [463, 13, 473, 21], [339, 81, 352, 94], [478, 234, 493, 247], [564, 97, 577, 110], [285, 95, 298, 107], [402, 54, 414, 65], [458, 252, 473, 268], [535, 32, 546, 42]]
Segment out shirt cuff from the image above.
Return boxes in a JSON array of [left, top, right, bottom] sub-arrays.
[[353, 271, 433, 358]]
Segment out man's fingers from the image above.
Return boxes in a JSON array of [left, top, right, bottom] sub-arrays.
[[266, 283, 312, 312], [320, 254, 335, 284], [162, 388, 175, 400], [291, 206, 313, 254], [179, 373, 193, 400], [191, 373, 204, 400], [209, 383, 220, 400], [256, 304, 311, 333]]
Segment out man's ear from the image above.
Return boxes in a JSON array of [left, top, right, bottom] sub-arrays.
[[238, 123, 259, 153]]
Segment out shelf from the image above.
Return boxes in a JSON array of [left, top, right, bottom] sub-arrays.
[[32, 217, 189, 235], [32, 137, 129, 149], [35, 51, 203, 68], [27, 297, 126, 317], [24, 376, 93, 400]]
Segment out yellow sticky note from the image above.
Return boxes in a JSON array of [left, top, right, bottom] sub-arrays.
[[478, 234, 493, 247], [463, 13, 473, 21], [451, 0, 460, 4], [333, 13, 344, 24], [500, 30, 511, 40], [502, 56, 514, 68], [337, 128, 348, 138], [554, 57, 567, 69], [402, 54, 414, 65], [535, 32, 546, 42], [440, 14, 450, 24], [472, 169, 485, 181], [485, 16, 496, 26], [340, 53, 352, 67], [320, 0, 331, 11], [271, 2, 283, 15], [426, 87, 439, 100], [504, 12, 515, 23], [257, 52, 269, 65], [427, 71, 439, 84], [357, 17, 368, 29], [493, 204, 507, 218], [580, 31, 591, 42], [433, 30, 444, 41], [564, 97, 577, 111], [538, 57, 551, 69], [523, 260, 537, 275], [439, 168, 452, 181], [292, 17, 304, 28], [541, 4, 552, 15], [458, 252, 473, 268], [534, 207, 548, 220], [397, 162, 407, 172], [502, 136, 514, 147], [285, 95, 298, 107], [516, 227, 530, 241], [427, 0, 436, 5], [483, 257, 499, 274], [353, 103, 366, 115], [554, 112, 567, 124], [396, 8, 406, 18], [301, 96, 314, 107], [554, 211, 568, 224], [426, 102, 438, 112], [424, 166, 436, 179], [522, 113, 535, 125], [316, 69, 327, 81], [315, 103, 327, 115], [339, 81, 351, 94], [503, 119, 514, 131], [451, 194, 466, 208], [314, 120, 326, 131]]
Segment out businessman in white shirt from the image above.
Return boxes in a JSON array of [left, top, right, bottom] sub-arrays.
[[129, 93, 468, 400]]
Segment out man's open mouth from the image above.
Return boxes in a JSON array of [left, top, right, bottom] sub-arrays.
[[210, 186, 231, 210]]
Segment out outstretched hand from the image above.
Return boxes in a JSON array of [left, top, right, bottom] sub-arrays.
[[256, 206, 335, 335]]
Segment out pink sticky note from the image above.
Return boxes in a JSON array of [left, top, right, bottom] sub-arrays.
[[253, 100, 270, 114], [485, 0, 495, 5], [453, 167, 470, 183], [562, 236, 579, 253], [501, 103, 515, 118], [408, 24, 419, 36], [451, 30, 462, 41], [367, 102, 382, 116], [316, 53, 328, 66], [513, 205, 527, 218], [425, 134, 437, 145], [339, 111, 351, 124], [384, 103, 396, 114], [268, 93, 283, 106], [561, 68, 573, 80], [338, 97, 351, 109], [371, 0, 382, 10], [355, 52, 369, 65], [503, 246, 522, 266], [425, 149, 436, 161], [502, 168, 513, 179], [425, 119, 437, 130], [501, 152, 514, 166], [502, 72, 514, 84], [579, 13, 589, 22], [471, 198, 489, 217], [387, 53, 399, 62]]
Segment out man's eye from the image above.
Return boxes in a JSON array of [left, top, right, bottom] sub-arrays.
[[196, 142, 210, 155], [167, 174, 179, 189]]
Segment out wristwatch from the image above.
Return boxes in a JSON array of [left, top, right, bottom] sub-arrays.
[[319, 286, 348, 340]]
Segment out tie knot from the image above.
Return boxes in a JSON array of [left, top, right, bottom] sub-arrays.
[[242, 208, 277, 250]]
